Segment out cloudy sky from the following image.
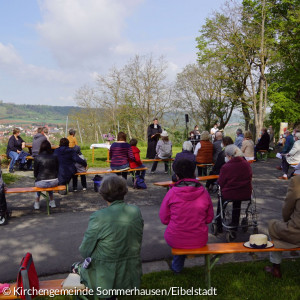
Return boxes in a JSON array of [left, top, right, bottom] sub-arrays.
[[0, 0, 226, 106]]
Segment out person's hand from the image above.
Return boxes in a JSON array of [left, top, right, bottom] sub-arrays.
[[17, 150, 21, 154], [21, 142, 25, 149], [151, 135, 155, 138]]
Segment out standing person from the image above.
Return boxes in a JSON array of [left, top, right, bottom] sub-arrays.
[[67, 129, 78, 148], [146, 118, 162, 159], [54, 138, 87, 185], [150, 131, 172, 174], [210, 123, 219, 142], [33, 140, 59, 210], [72, 146, 87, 192], [234, 129, 244, 149], [241, 131, 255, 161], [6, 128, 31, 173], [264, 175, 300, 278], [193, 125, 200, 136], [159, 159, 214, 273], [76, 175, 144, 299], [129, 139, 146, 180], [110, 132, 135, 180], [32, 127, 47, 157], [254, 127, 270, 160]]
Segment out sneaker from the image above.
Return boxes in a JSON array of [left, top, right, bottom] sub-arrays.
[[151, 171, 155, 174], [34, 202, 40, 210], [164, 171, 168, 174], [73, 189, 78, 192], [278, 176, 288, 180], [82, 188, 87, 191], [49, 200, 56, 208]]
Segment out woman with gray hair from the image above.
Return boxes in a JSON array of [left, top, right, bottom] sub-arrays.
[[216, 144, 252, 232], [172, 141, 196, 181], [76, 175, 144, 299]]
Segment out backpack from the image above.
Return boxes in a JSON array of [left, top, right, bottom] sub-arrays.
[[159, 141, 172, 159], [134, 175, 147, 189]]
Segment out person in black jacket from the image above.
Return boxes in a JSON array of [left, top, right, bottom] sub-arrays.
[[146, 118, 162, 159], [54, 138, 87, 185], [34, 140, 59, 210], [205, 136, 234, 190], [254, 128, 270, 160], [6, 128, 31, 173]]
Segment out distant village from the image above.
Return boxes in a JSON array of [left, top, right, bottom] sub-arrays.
[[0, 124, 64, 142]]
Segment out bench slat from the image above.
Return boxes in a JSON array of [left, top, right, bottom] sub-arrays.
[[172, 242, 300, 255], [5, 185, 66, 194], [153, 175, 219, 187], [75, 168, 148, 176]]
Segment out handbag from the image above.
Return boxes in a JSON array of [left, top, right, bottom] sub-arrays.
[[17, 253, 39, 300]]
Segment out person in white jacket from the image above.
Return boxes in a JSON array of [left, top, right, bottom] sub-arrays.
[[278, 132, 300, 180]]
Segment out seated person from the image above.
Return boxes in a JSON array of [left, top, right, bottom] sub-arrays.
[[67, 129, 78, 148], [33, 140, 59, 210], [172, 141, 196, 182], [6, 128, 32, 173], [32, 127, 47, 157], [194, 131, 213, 176], [206, 136, 233, 190], [276, 130, 294, 170], [213, 131, 223, 163], [110, 132, 135, 180], [241, 131, 254, 161], [265, 175, 300, 278], [278, 132, 300, 180], [151, 131, 172, 174], [75, 175, 144, 299], [54, 138, 87, 185], [129, 138, 146, 180], [72, 146, 87, 192], [254, 127, 270, 160], [216, 145, 252, 231], [234, 129, 244, 149], [159, 159, 214, 273]]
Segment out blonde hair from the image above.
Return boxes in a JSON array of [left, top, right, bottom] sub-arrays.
[[200, 131, 210, 141], [244, 131, 253, 140]]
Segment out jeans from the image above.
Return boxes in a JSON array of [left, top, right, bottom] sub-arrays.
[[8, 151, 19, 171], [111, 163, 129, 180], [135, 164, 146, 179], [72, 175, 87, 189], [35, 179, 58, 198], [270, 251, 282, 264], [172, 255, 186, 273]]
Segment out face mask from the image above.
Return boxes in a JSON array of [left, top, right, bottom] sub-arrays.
[[221, 143, 224, 148], [283, 134, 286, 138], [225, 157, 229, 163]]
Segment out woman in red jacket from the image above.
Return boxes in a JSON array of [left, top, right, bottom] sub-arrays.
[[129, 139, 146, 179], [216, 144, 252, 232]]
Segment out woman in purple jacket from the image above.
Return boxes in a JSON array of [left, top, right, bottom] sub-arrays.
[[216, 144, 252, 232], [159, 159, 214, 273]]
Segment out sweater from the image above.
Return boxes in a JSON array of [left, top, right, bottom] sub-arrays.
[[129, 146, 143, 169], [110, 142, 135, 168]]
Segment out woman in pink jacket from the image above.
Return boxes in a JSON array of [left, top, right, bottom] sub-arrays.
[[159, 158, 214, 273]]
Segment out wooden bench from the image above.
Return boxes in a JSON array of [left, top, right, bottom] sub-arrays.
[[0, 279, 86, 300], [75, 168, 148, 181], [172, 242, 300, 288], [153, 175, 219, 189], [5, 155, 34, 171], [5, 186, 67, 215]]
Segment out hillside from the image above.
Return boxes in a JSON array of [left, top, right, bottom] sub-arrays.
[[0, 101, 81, 126]]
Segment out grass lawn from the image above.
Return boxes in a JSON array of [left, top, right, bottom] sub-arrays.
[[35, 258, 300, 300], [82, 146, 183, 168], [2, 173, 20, 184]]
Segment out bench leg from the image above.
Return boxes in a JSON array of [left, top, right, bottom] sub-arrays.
[[40, 192, 50, 215], [168, 161, 172, 175], [204, 254, 222, 289]]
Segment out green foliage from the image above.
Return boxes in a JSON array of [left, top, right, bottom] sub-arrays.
[[2, 173, 20, 185]]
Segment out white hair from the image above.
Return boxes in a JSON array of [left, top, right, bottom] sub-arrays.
[[182, 141, 193, 152], [225, 144, 244, 158]]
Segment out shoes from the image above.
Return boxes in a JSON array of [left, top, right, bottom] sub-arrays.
[[82, 188, 87, 191], [278, 176, 288, 180], [34, 202, 40, 210], [264, 266, 282, 278], [9, 169, 14, 173], [49, 200, 56, 208], [276, 166, 282, 170], [164, 171, 168, 174], [151, 171, 155, 174], [73, 189, 78, 192]]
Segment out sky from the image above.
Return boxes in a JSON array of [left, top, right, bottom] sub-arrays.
[[0, 0, 227, 106]]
